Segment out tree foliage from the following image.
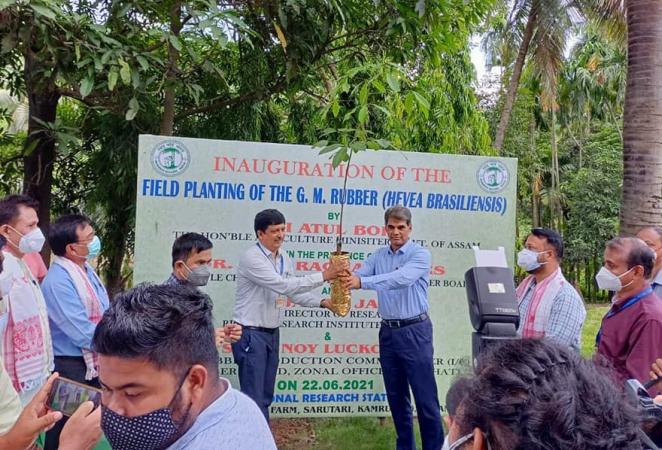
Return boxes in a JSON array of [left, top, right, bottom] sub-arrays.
[[0, 0, 495, 292]]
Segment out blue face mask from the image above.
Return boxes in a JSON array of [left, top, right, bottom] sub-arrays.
[[72, 235, 102, 261], [87, 236, 102, 259]]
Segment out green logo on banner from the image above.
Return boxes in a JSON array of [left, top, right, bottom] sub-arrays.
[[477, 160, 509, 193], [151, 141, 190, 176]]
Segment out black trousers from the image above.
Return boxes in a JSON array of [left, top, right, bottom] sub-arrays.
[[44, 356, 100, 450]]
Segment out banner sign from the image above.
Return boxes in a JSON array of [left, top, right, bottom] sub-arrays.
[[134, 135, 517, 417]]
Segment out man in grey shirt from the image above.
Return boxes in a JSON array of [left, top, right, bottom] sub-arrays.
[[232, 209, 347, 420], [93, 283, 276, 450]]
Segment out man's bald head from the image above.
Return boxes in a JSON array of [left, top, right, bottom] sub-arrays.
[[605, 237, 655, 278]]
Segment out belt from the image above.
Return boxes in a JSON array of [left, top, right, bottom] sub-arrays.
[[240, 324, 279, 334], [381, 312, 429, 328]]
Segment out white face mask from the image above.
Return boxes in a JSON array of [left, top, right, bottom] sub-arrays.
[[517, 248, 548, 272], [8, 226, 45, 254], [444, 431, 491, 450], [595, 266, 634, 293]]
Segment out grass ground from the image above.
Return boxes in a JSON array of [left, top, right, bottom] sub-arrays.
[[275, 304, 610, 450]]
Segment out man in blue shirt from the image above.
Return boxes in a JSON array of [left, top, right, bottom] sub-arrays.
[[41, 214, 109, 450], [345, 205, 443, 450]]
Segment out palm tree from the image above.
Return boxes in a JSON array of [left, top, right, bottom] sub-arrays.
[[488, 0, 582, 151], [617, 0, 662, 235]]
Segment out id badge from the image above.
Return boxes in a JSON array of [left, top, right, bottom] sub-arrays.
[[275, 296, 287, 309]]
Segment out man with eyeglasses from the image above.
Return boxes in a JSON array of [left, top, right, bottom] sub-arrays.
[[41, 214, 109, 450], [515, 228, 586, 351]]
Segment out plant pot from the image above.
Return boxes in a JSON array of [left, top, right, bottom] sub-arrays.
[[329, 251, 351, 317]]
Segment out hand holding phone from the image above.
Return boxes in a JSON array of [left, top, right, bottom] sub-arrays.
[[47, 376, 102, 416]]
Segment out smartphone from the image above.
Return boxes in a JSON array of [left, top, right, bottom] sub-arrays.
[[47, 376, 102, 416]]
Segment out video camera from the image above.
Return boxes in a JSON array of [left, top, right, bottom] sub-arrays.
[[625, 378, 662, 449]]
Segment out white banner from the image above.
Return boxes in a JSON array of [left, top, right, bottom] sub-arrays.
[[134, 135, 517, 417]]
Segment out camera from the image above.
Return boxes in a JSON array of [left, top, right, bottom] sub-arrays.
[[464, 265, 520, 366], [625, 379, 662, 449]]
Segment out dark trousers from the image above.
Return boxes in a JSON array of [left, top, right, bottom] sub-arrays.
[[379, 318, 443, 450], [231, 327, 279, 420], [44, 356, 100, 450]]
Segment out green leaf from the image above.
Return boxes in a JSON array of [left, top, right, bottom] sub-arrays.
[[131, 69, 141, 88], [30, 4, 56, 20], [100, 51, 113, 65], [169, 34, 183, 51], [80, 77, 94, 98], [386, 73, 400, 93], [350, 141, 367, 152], [331, 147, 347, 167], [373, 105, 392, 117], [412, 91, 431, 111], [376, 139, 392, 149], [108, 70, 118, 91], [372, 79, 386, 94], [119, 60, 131, 85], [331, 101, 340, 118], [358, 105, 369, 124], [136, 55, 149, 71], [125, 97, 139, 121], [358, 84, 369, 105], [319, 143, 343, 155]]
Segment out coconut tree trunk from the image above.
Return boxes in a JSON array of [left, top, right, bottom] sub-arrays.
[[494, 4, 538, 151], [619, 0, 662, 235]]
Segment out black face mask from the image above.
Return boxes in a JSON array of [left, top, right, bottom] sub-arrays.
[[101, 369, 193, 450]]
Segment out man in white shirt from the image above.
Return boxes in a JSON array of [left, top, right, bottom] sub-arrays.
[[232, 209, 347, 420], [0, 195, 53, 404]]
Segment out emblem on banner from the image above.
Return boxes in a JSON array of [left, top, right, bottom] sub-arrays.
[[477, 160, 509, 193], [151, 140, 191, 176]]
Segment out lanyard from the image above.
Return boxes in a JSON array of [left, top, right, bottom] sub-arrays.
[[595, 286, 652, 346], [256, 243, 284, 275]]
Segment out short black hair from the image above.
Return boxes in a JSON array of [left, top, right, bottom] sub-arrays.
[[92, 283, 219, 378], [0, 195, 39, 226], [446, 376, 473, 417], [171, 233, 213, 267], [529, 228, 564, 259], [254, 209, 285, 234], [607, 237, 655, 279], [48, 214, 92, 257], [456, 339, 642, 450]]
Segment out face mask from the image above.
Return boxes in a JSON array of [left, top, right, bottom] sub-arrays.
[[444, 431, 492, 450], [87, 236, 102, 259], [101, 370, 192, 450], [9, 227, 45, 254], [595, 266, 634, 293], [182, 262, 211, 287], [517, 248, 547, 272]]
